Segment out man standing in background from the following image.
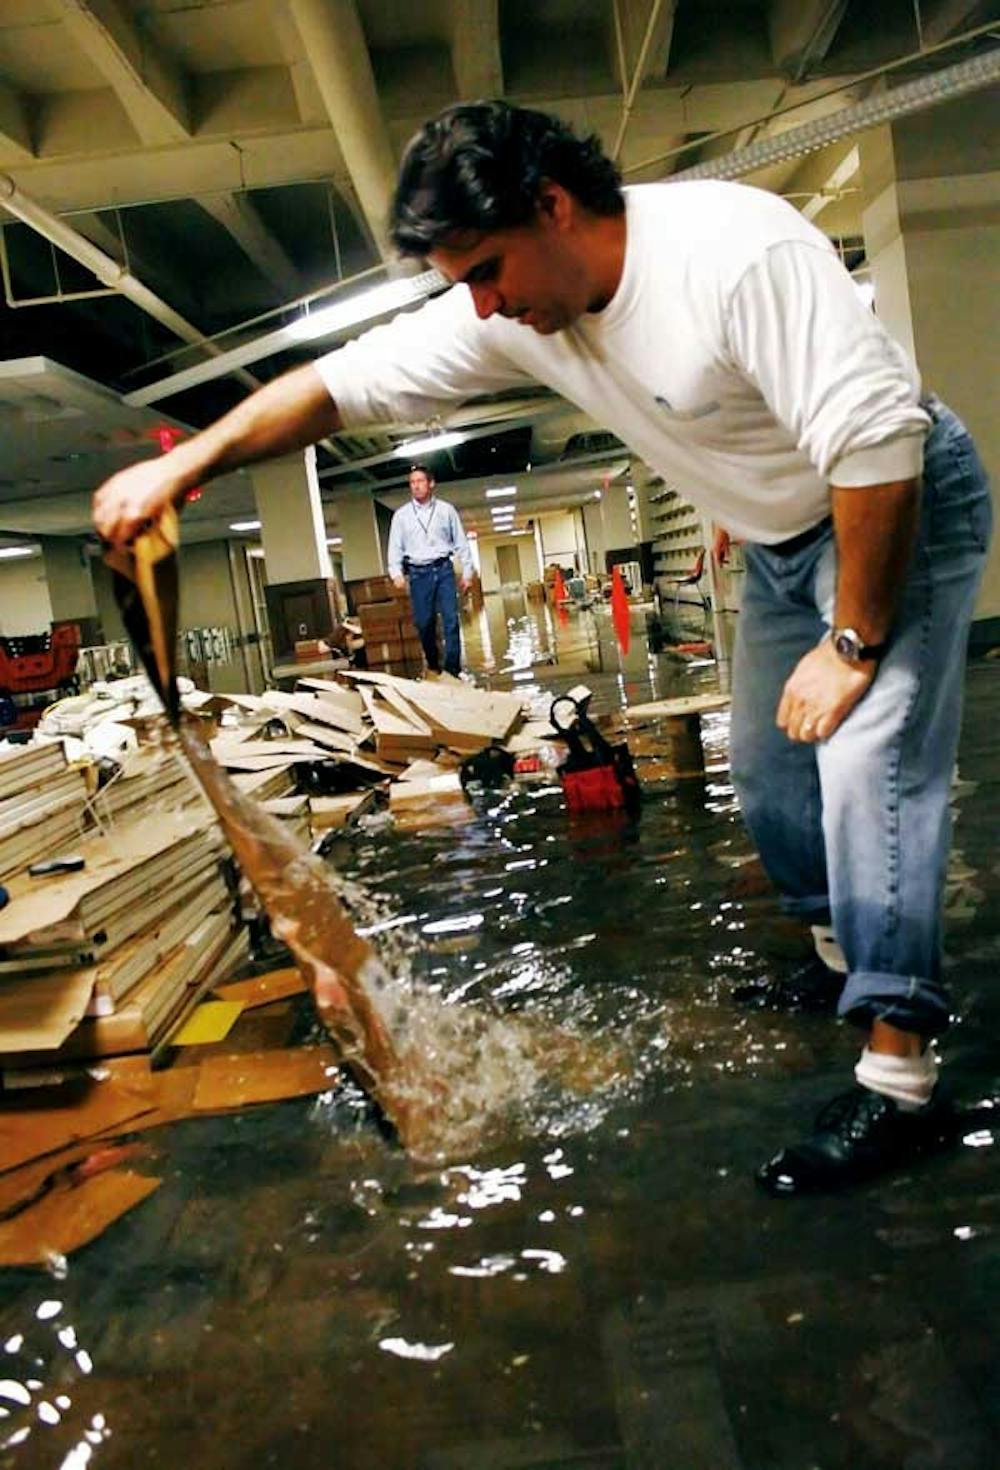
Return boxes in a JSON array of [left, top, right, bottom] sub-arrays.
[[387, 464, 473, 676]]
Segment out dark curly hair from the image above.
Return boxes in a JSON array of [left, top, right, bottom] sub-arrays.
[[390, 101, 624, 256]]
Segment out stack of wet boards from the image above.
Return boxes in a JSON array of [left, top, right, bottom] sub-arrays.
[[0, 741, 89, 885], [0, 807, 247, 1077]]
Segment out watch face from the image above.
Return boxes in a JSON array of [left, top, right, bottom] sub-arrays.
[[834, 630, 859, 661]]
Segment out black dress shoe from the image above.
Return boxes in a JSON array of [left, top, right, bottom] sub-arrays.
[[756, 1085, 956, 1196], [731, 955, 844, 1014]]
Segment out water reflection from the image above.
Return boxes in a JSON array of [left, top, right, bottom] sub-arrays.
[[0, 627, 997, 1469]]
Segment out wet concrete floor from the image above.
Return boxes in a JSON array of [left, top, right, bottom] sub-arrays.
[[1, 593, 997, 1469]]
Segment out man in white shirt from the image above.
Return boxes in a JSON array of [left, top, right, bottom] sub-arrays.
[[93, 101, 992, 1197], [387, 464, 473, 675]]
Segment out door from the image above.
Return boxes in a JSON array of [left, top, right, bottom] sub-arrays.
[[496, 544, 521, 586]]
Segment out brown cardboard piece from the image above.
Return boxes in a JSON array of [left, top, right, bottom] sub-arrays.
[[213, 967, 308, 1009], [0, 1073, 156, 1174], [0, 1169, 161, 1266], [192, 1045, 340, 1110]]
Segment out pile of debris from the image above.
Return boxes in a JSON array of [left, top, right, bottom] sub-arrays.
[[0, 665, 558, 1076]]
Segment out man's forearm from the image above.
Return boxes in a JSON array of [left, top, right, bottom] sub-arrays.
[[162, 363, 342, 494], [830, 479, 920, 644]]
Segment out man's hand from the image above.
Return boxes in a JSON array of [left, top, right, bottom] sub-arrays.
[[392, 574, 407, 591], [460, 575, 473, 593], [93, 458, 189, 547], [776, 637, 876, 743]]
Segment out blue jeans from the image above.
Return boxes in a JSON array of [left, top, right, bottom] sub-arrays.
[[731, 399, 992, 1035], [407, 558, 462, 675]]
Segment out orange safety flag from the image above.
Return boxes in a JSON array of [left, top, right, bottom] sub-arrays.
[[611, 564, 630, 653]]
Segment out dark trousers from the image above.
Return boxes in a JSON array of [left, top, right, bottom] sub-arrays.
[[407, 558, 461, 675]]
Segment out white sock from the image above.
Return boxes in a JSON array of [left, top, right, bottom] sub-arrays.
[[811, 924, 847, 975], [855, 1046, 938, 1110]]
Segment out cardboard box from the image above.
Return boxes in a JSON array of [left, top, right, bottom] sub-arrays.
[[294, 639, 328, 661]]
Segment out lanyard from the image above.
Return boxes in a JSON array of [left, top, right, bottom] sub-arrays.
[[412, 500, 438, 541]]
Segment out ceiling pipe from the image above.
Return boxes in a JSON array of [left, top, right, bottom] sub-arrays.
[[668, 45, 1000, 182], [0, 172, 260, 393], [287, 0, 398, 261]]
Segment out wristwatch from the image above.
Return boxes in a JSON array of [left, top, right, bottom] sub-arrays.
[[830, 626, 887, 665]]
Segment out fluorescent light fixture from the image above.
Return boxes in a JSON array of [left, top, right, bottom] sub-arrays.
[[485, 486, 517, 499], [0, 546, 34, 560], [287, 277, 426, 343], [491, 507, 515, 518], [394, 430, 465, 458], [230, 519, 261, 532], [326, 536, 343, 546]]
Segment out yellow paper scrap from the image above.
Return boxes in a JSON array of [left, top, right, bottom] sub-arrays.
[[170, 1000, 244, 1046]]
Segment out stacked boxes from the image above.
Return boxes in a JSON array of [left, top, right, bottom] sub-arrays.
[[346, 576, 425, 676]]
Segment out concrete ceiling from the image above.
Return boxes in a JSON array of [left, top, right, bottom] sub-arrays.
[[0, 0, 997, 548]]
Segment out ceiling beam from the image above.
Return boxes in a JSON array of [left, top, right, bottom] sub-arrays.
[[287, 0, 398, 260], [449, 0, 503, 99], [198, 192, 303, 301], [767, 0, 851, 80], [53, 0, 191, 143], [0, 80, 34, 162], [611, 0, 677, 91]]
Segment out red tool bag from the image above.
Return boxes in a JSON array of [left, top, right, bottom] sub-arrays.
[[550, 693, 641, 815]]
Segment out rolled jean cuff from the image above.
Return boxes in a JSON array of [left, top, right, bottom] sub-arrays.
[[837, 969, 952, 1036]]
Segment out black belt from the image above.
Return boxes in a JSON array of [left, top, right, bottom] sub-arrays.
[[406, 555, 452, 571], [767, 516, 833, 557], [920, 392, 943, 423]]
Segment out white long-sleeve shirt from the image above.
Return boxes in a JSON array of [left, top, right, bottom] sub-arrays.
[[387, 496, 473, 580], [316, 181, 929, 545]]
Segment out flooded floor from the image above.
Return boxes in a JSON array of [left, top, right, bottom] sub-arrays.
[[2, 593, 998, 1470]]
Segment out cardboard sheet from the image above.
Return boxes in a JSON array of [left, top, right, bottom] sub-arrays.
[[622, 693, 731, 720], [0, 1168, 161, 1266], [213, 966, 307, 1009], [0, 1073, 155, 1174], [0, 968, 95, 1052], [192, 1045, 340, 1111]]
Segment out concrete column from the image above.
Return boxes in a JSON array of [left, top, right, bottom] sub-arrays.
[[600, 479, 636, 554], [40, 537, 98, 634], [581, 500, 606, 573], [253, 448, 332, 583], [859, 88, 1000, 625], [333, 488, 386, 580]]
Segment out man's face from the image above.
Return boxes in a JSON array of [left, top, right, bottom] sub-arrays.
[[409, 469, 433, 503], [429, 194, 594, 336]]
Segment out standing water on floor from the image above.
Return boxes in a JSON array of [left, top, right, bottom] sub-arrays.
[[1, 597, 998, 1470]]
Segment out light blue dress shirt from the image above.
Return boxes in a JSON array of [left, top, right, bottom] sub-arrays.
[[387, 496, 474, 580]]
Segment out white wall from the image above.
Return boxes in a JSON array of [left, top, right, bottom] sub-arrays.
[[0, 553, 53, 636], [537, 509, 585, 572]]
